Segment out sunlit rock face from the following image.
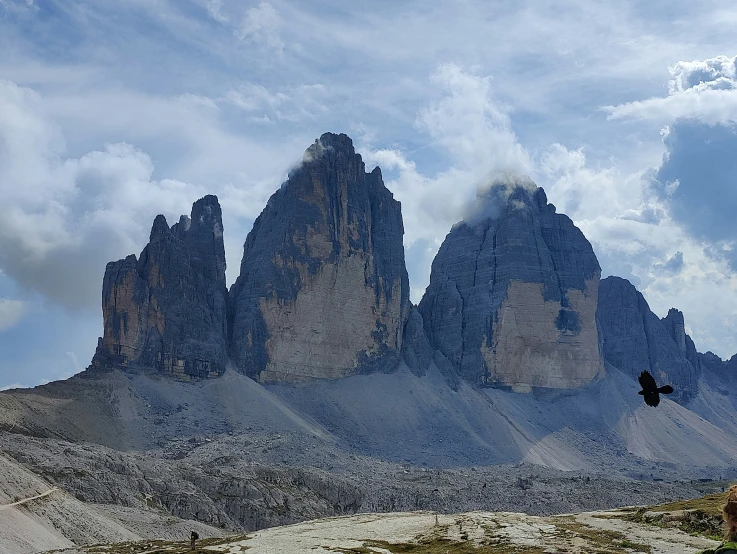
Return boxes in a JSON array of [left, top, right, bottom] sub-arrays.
[[228, 133, 410, 383], [597, 277, 699, 402], [419, 182, 604, 390], [91, 195, 228, 379]]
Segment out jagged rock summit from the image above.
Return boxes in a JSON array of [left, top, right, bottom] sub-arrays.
[[419, 180, 604, 390], [84, 132, 731, 406], [597, 277, 705, 403], [91, 195, 229, 379], [228, 133, 411, 383]]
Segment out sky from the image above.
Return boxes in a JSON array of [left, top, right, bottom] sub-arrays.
[[1, 0, 737, 389]]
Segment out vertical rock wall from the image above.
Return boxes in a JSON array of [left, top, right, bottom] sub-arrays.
[[91, 196, 228, 379], [228, 133, 410, 383], [419, 183, 604, 389], [597, 276, 698, 402]]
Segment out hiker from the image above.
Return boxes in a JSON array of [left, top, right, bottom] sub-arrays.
[[190, 530, 199, 551], [700, 485, 737, 554]]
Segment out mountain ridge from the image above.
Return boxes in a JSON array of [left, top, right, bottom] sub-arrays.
[[0, 131, 735, 553]]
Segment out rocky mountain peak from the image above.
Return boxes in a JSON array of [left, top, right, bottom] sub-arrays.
[[661, 308, 687, 355], [180, 194, 227, 290], [229, 133, 410, 383], [419, 181, 604, 389], [90, 196, 229, 379], [597, 276, 698, 402], [149, 214, 170, 241]]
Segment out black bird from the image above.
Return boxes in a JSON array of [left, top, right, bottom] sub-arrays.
[[638, 370, 674, 407]]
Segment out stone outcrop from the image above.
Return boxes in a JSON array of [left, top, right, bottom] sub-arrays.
[[662, 308, 737, 388], [228, 133, 410, 383], [596, 277, 698, 402], [90, 195, 228, 379], [418, 181, 604, 390]]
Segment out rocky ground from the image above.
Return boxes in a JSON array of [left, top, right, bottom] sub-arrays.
[[2, 366, 735, 553], [42, 505, 724, 554], [2, 428, 733, 553]]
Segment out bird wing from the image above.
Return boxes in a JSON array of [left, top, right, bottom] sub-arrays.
[[638, 370, 657, 392], [658, 385, 674, 395]]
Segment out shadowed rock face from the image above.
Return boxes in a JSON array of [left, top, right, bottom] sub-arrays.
[[597, 276, 698, 403], [91, 195, 228, 379], [228, 132, 410, 383], [418, 182, 604, 389]]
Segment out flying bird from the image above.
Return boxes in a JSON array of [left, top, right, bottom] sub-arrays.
[[638, 370, 674, 407]]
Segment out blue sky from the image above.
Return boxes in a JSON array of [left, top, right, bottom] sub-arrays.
[[1, 0, 737, 389]]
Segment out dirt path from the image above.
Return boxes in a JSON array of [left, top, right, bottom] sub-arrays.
[[0, 487, 58, 510]]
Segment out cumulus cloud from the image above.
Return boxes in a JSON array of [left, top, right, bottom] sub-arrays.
[[668, 55, 737, 94], [538, 141, 737, 358], [651, 120, 737, 269], [462, 174, 538, 225], [417, 63, 531, 177], [235, 2, 283, 55], [0, 298, 26, 331], [0, 80, 207, 310], [605, 55, 737, 124], [362, 64, 532, 302]]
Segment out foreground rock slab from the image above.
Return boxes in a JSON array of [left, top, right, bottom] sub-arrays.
[[51, 508, 719, 554]]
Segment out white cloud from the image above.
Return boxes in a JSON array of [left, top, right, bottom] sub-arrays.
[[0, 80, 209, 309], [417, 64, 531, 177], [0, 298, 26, 331], [668, 55, 737, 94], [0, 78, 317, 302], [0, 383, 23, 391], [362, 64, 533, 302], [205, 0, 228, 24], [605, 55, 737, 124], [538, 142, 737, 359], [223, 83, 328, 123], [235, 2, 283, 55]]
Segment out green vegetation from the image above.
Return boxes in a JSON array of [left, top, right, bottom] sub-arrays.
[[554, 517, 652, 554], [615, 491, 726, 541], [648, 492, 725, 517]]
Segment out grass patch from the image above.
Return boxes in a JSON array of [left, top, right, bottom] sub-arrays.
[[647, 493, 725, 517], [608, 492, 726, 541], [554, 518, 652, 554]]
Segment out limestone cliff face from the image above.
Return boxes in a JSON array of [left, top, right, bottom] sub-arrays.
[[596, 277, 698, 402], [91, 196, 228, 379], [418, 182, 604, 389], [228, 133, 410, 383]]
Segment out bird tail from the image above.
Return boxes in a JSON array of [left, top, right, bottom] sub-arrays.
[[657, 385, 674, 395]]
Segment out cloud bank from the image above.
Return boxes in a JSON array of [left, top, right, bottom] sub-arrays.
[[0, 80, 208, 310], [606, 55, 737, 124], [362, 63, 532, 302]]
